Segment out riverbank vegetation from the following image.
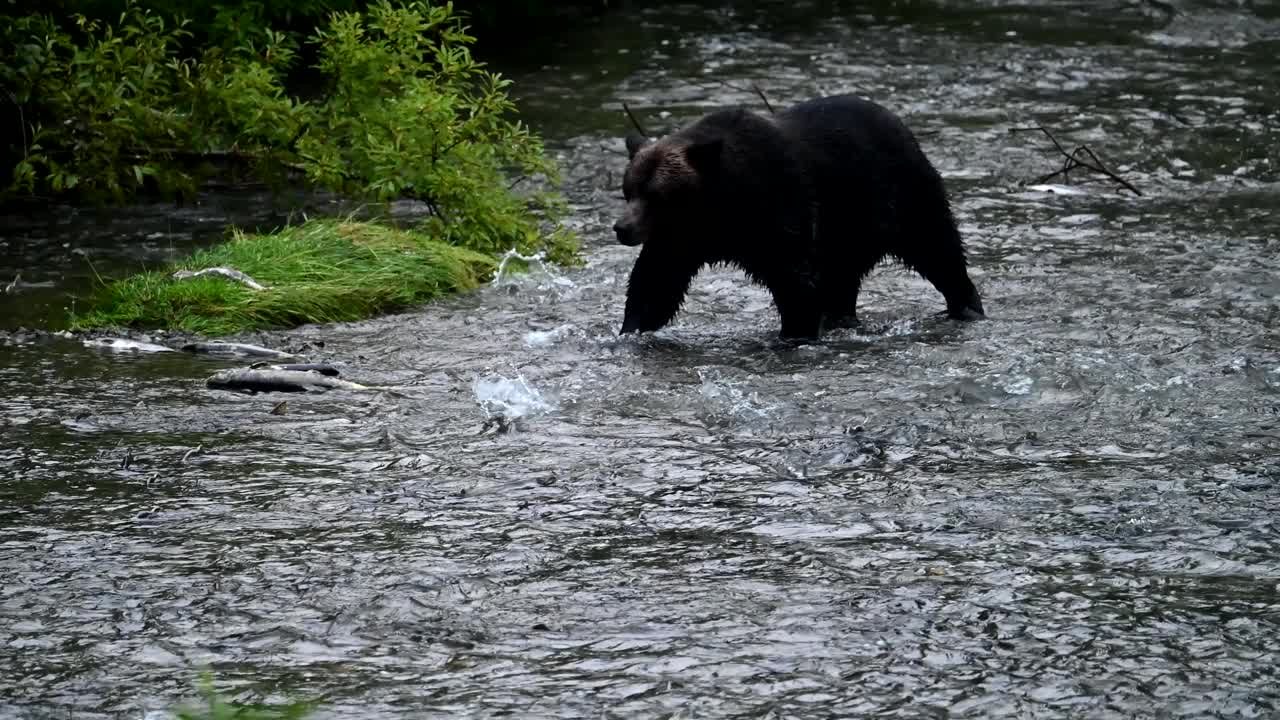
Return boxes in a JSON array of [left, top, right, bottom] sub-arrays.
[[70, 219, 498, 335], [3, 0, 587, 333]]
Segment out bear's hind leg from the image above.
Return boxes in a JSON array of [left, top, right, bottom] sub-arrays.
[[819, 276, 861, 329]]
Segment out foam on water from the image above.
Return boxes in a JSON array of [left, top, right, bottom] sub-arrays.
[[472, 371, 556, 420], [524, 324, 575, 348], [491, 249, 578, 291], [696, 367, 780, 422]]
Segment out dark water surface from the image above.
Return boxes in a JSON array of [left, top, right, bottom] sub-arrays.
[[2, 1, 1279, 717]]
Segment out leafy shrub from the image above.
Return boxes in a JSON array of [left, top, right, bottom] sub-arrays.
[[298, 0, 576, 261], [3, 0, 576, 262], [5, 4, 306, 201]]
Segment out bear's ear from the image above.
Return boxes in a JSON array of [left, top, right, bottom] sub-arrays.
[[625, 134, 651, 159], [684, 138, 723, 173]]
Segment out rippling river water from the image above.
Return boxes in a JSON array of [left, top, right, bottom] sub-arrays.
[[2, 1, 1279, 717]]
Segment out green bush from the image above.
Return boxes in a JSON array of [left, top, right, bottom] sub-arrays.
[[4, 0, 576, 262], [5, 5, 308, 200], [298, 0, 576, 261]]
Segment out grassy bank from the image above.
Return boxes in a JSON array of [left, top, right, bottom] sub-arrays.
[[71, 219, 498, 336]]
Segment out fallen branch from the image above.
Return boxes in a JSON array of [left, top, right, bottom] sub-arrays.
[[42, 147, 317, 181], [1010, 125, 1142, 196]]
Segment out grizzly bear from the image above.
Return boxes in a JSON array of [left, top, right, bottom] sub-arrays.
[[613, 94, 984, 340]]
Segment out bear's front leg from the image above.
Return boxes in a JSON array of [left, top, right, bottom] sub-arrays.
[[620, 245, 700, 334]]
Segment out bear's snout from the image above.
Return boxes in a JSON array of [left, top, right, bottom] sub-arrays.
[[613, 220, 642, 246]]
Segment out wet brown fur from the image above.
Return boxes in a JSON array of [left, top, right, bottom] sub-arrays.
[[613, 95, 985, 339], [628, 142, 699, 196]]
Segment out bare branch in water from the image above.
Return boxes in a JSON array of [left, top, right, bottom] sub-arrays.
[[1010, 125, 1143, 196], [750, 83, 775, 114], [621, 102, 649, 138]]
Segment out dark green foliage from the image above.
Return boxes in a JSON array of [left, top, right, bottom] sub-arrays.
[[3, 0, 577, 261], [4, 6, 306, 200], [0, 1, 608, 50], [297, 1, 576, 261], [5, 0, 582, 333]]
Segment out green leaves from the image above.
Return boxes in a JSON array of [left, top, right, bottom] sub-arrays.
[[292, 0, 572, 259], [3, 1, 303, 201], [4, 0, 577, 262]]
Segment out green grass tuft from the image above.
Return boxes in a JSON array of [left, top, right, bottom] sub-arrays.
[[71, 219, 498, 336]]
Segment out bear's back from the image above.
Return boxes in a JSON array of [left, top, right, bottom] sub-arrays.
[[780, 95, 941, 217], [679, 107, 806, 204]]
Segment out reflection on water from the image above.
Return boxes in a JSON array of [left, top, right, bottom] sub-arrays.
[[2, 0, 1279, 718]]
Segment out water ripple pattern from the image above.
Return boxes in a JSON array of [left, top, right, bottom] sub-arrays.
[[2, 1, 1279, 718]]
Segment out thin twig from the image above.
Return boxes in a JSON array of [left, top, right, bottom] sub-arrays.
[[1075, 145, 1128, 186], [750, 83, 775, 114], [3, 89, 27, 157], [674, 77, 788, 114], [1010, 125, 1073, 159], [621, 102, 649, 138], [1010, 125, 1142, 196], [1032, 155, 1083, 185]]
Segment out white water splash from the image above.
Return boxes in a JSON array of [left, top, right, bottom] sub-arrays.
[[524, 324, 575, 348], [1000, 375, 1034, 396], [491, 249, 577, 290], [696, 368, 779, 421], [83, 337, 176, 353], [472, 372, 555, 420]]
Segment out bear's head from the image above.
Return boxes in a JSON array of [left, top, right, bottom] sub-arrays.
[[613, 132, 724, 248]]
